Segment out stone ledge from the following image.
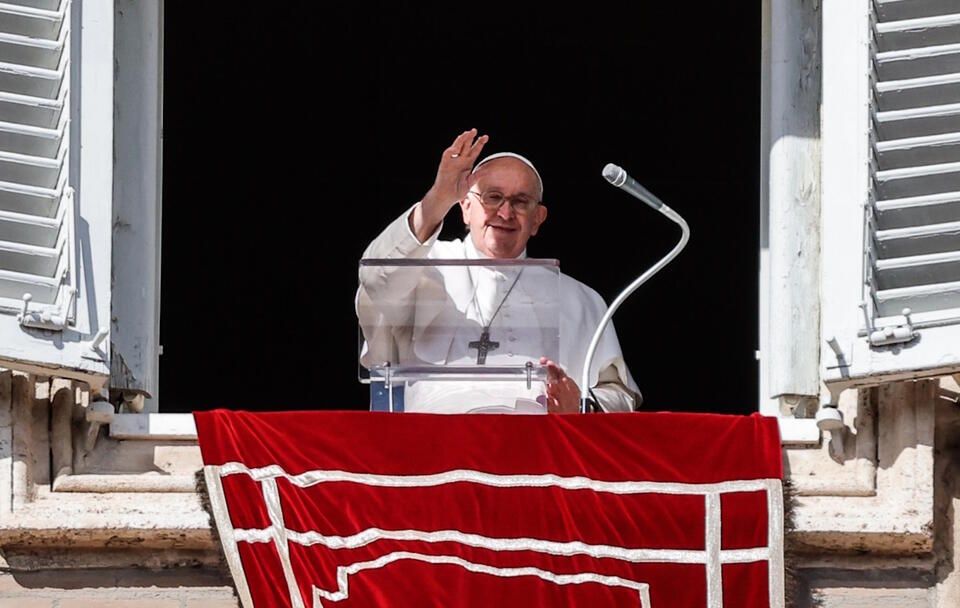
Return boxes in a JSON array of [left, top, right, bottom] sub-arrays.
[[0, 548, 224, 571], [108, 414, 197, 441], [0, 491, 214, 549], [52, 474, 196, 493], [785, 382, 936, 554], [791, 529, 933, 555]]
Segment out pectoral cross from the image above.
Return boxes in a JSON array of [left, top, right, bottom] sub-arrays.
[[468, 329, 499, 365]]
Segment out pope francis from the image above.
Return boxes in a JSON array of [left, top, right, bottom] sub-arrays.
[[357, 129, 640, 414]]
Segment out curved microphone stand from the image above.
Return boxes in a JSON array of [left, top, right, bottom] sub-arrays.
[[579, 164, 691, 413]]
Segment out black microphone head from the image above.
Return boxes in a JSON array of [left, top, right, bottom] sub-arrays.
[[602, 163, 627, 187]]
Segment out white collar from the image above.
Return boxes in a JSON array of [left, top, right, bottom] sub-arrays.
[[463, 234, 528, 260]]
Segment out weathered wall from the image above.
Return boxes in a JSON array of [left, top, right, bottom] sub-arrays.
[[4, 364, 960, 606], [0, 369, 236, 606], [786, 378, 960, 607], [0, 569, 237, 607]]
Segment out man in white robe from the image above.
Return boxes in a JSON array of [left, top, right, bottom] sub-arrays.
[[357, 129, 640, 413]]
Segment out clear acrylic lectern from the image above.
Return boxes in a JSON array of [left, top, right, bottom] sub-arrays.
[[357, 258, 560, 413]]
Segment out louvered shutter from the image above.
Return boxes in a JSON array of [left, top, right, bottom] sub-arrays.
[[0, 0, 113, 380], [0, 0, 75, 325], [870, 0, 960, 321], [821, 0, 960, 386]]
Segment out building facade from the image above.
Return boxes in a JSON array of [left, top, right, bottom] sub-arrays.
[[3, 0, 960, 606], [0, 1, 235, 605], [760, 0, 960, 605]]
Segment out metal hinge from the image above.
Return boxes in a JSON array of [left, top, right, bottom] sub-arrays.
[[859, 302, 918, 347], [18, 287, 76, 331]]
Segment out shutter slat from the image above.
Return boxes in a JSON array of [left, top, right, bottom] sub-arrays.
[[0, 40, 61, 70], [0, 60, 64, 99], [2, 2, 63, 12], [875, 130, 960, 169], [877, 0, 960, 23], [875, 219, 960, 258], [876, 190, 960, 229], [876, 43, 960, 81], [876, 102, 960, 139], [0, 208, 58, 246], [877, 248, 960, 273], [876, 279, 960, 315], [875, 160, 960, 199], [870, 0, 960, 320], [875, 13, 960, 52], [0, 188, 58, 219], [0, 2, 64, 40], [0, 120, 62, 156], [0, 149, 62, 188], [0, 238, 60, 276], [0, 90, 62, 129], [876, 13, 960, 34], [0, 0, 71, 313], [876, 251, 960, 290], [876, 71, 960, 111], [0, 267, 58, 301]]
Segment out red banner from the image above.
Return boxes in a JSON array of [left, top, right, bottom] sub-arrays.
[[195, 411, 783, 607]]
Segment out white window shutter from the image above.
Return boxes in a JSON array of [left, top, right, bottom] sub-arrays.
[[0, 0, 112, 382], [822, 0, 960, 387], [870, 1, 960, 319], [0, 0, 75, 324]]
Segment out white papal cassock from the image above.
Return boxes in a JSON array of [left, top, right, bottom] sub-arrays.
[[357, 204, 640, 413]]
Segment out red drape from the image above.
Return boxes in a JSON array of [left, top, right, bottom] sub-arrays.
[[195, 411, 783, 608]]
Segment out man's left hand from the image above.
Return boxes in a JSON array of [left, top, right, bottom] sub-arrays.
[[541, 357, 580, 414]]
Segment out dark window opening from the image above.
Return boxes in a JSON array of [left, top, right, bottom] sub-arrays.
[[161, 2, 760, 414]]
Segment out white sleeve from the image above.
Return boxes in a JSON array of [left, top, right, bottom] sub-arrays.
[[361, 202, 444, 261], [356, 203, 444, 367], [591, 363, 642, 412], [357, 202, 445, 306]]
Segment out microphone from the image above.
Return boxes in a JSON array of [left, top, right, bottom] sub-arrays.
[[579, 164, 691, 413], [602, 163, 664, 211]]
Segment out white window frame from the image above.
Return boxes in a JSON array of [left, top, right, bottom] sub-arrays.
[[110, 0, 163, 411], [759, 0, 822, 444]]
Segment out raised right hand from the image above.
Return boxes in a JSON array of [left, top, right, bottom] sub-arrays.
[[411, 129, 489, 242], [427, 128, 489, 207]]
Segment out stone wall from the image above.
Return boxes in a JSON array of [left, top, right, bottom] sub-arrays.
[[787, 378, 960, 607], [4, 365, 960, 606], [0, 569, 237, 607], [0, 369, 236, 606]]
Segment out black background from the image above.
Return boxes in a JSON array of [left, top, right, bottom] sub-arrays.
[[160, 2, 760, 414]]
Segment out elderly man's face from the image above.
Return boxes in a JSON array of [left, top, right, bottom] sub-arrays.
[[459, 158, 547, 259]]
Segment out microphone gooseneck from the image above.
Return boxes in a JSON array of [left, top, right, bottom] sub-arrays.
[[580, 164, 691, 413]]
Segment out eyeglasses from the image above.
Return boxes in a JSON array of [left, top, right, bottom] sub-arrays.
[[468, 190, 540, 215]]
